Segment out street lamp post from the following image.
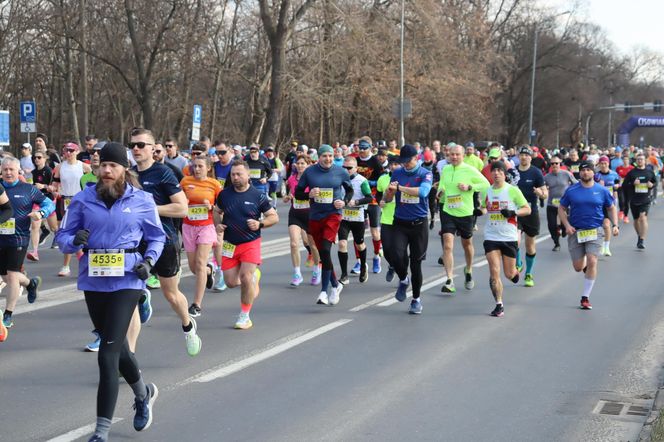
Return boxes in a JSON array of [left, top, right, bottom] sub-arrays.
[[399, 0, 405, 147], [528, 23, 538, 146]]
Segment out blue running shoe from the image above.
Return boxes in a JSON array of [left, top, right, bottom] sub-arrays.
[[372, 256, 381, 274], [85, 330, 101, 352], [395, 276, 410, 302], [385, 267, 395, 283], [88, 435, 106, 442], [27, 276, 41, 303], [350, 260, 361, 275], [139, 289, 152, 324], [133, 383, 158, 431], [409, 298, 422, 314], [2, 311, 13, 329]]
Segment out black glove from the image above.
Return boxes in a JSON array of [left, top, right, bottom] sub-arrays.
[[473, 208, 483, 217], [500, 209, 517, 218], [73, 229, 90, 246], [133, 258, 154, 280]]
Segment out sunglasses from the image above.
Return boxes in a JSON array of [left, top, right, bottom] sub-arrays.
[[129, 142, 152, 149], [191, 151, 202, 156], [218, 150, 228, 155], [34, 156, 44, 159], [343, 166, 354, 170], [154, 150, 163, 154], [165, 144, 174, 148], [550, 162, 561, 165], [64, 148, 76, 153]]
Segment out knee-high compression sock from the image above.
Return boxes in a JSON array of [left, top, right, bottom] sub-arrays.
[[582, 277, 595, 298], [525, 253, 536, 275], [516, 249, 522, 268], [130, 378, 148, 401], [322, 270, 332, 292], [338, 251, 348, 275], [373, 239, 381, 255], [304, 245, 311, 255], [354, 243, 360, 259], [359, 248, 367, 267]]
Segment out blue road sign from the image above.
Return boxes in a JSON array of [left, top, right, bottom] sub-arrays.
[[193, 105, 202, 126], [0, 111, 9, 146], [20, 101, 36, 123]]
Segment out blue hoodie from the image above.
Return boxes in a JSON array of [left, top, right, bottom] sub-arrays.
[[56, 184, 165, 292]]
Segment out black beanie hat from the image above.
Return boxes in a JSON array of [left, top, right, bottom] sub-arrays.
[[100, 142, 129, 168]]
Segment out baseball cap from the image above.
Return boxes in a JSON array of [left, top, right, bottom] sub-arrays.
[[579, 160, 594, 170], [208, 147, 217, 155], [465, 142, 475, 148], [265, 146, 274, 152], [519, 146, 533, 156], [93, 141, 107, 150], [397, 144, 418, 163], [599, 155, 610, 163], [488, 148, 502, 159], [22, 143, 32, 150], [387, 155, 401, 165]]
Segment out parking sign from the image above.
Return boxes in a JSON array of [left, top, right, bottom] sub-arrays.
[[19, 100, 36, 133]]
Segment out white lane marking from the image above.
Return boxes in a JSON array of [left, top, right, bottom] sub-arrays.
[[182, 319, 352, 384], [46, 418, 123, 442]]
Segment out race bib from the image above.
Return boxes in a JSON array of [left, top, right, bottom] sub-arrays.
[[314, 188, 334, 204], [64, 197, 72, 210], [88, 250, 125, 277], [551, 198, 560, 207], [293, 199, 310, 209], [577, 228, 598, 243], [217, 178, 226, 188], [249, 169, 261, 179], [0, 218, 15, 235], [343, 208, 364, 222], [489, 213, 506, 222], [401, 192, 419, 204], [222, 242, 236, 258], [571, 165, 579, 173], [446, 195, 463, 209], [635, 183, 648, 193], [187, 205, 209, 221]]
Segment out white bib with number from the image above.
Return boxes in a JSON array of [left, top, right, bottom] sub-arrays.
[[314, 188, 334, 204], [222, 242, 236, 258], [343, 207, 365, 222], [88, 250, 125, 277], [187, 205, 209, 221], [293, 199, 310, 209], [446, 194, 463, 209], [635, 183, 648, 193], [577, 228, 598, 243], [0, 218, 15, 235], [401, 192, 419, 204], [249, 169, 261, 179]]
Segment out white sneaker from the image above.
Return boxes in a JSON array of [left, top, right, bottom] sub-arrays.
[[316, 291, 329, 305], [184, 318, 202, 356], [234, 312, 253, 330], [328, 282, 343, 305], [58, 265, 71, 277]]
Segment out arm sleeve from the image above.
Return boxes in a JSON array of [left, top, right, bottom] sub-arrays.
[[417, 171, 433, 198], [31, 187, 55, 218], [342, 180, 354, 205], [140, 196, 166, 264], [354, 180, 373, 205]]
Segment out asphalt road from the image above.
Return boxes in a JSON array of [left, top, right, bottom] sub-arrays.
[[2, 201, 664, 442]]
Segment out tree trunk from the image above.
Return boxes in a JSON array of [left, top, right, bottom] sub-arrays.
[[64, 35, 80, 142], [79, 0, 89, 137], [260, 38, 285, 146]]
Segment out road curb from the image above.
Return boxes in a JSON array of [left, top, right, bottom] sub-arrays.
[[639, 386, 664, 441]]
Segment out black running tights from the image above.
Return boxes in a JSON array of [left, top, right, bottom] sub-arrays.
[[84, 289, 142, 419]]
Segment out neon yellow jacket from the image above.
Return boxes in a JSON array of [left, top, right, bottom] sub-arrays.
[[438, 162, 490, 217]]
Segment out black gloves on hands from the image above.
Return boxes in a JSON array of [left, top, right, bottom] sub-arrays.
[[133, 259, 154, 280], [73, 229, 90, 246], [473, 208, 483, 217], [500, 209, 517, 219]]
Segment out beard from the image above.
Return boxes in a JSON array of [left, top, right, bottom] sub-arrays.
[[580, 176, 593, 184], [96, 175, 126, 202]]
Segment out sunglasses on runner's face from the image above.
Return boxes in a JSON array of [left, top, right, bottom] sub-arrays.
[[218, 150, 228, 155], [550, 162, 561, 165], [343, 166, 354, 170], [64, 148, 76, 153], [34, 156, 44, 159], [154, 150, 162, 154], [129, 142, 152, 149], [165, 144, 174, 148]]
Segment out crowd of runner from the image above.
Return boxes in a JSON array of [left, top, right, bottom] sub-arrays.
[[0, 131, 660, 441]]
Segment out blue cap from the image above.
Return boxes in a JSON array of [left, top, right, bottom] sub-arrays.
[[398, 144, 418, 163], [208, 147, 217, 155], [465, 142, 475, 148]]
